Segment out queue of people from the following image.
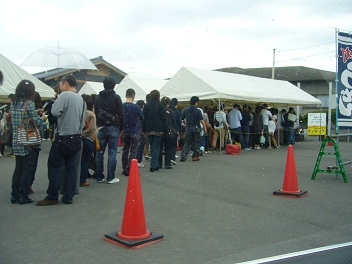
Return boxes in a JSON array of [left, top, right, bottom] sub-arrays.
[[2, 72, 299, 206]]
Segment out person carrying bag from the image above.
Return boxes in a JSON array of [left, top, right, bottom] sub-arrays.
[[36, 75, 86, 206]]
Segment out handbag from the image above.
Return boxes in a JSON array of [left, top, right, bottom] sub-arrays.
[[226, 143, 240, 154], [259, 131, 266, 144], [226, 130, 240, 154], [17, 101, 42, 146], [57, 134, 82, 155], [94, 133, 100, 151], [214, 119, 220, 127]]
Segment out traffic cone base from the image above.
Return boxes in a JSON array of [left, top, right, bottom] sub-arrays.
[[117, 230, 151, 240], [104, 232, 164, 249], [273, 189, 308, 197]]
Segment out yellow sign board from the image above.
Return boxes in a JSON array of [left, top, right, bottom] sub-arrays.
[[308, 126, 326, 135]]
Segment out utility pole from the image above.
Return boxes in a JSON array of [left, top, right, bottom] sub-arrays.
[[272, 48, 276, 79]]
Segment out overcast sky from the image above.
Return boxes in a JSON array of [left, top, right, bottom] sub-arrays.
[[0, 0, 351, 78]]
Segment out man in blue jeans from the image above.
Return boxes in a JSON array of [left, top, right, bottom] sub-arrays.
[[284, 107, 296, 145], [36, 75, 86, 205], [94, 78, 124, 184], [228, 104, 246, 149]]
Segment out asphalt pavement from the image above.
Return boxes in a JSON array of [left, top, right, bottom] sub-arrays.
[[1, 139, 352, 264]]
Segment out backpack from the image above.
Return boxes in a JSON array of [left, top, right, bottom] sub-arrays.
[[96, 99, 119, 126]]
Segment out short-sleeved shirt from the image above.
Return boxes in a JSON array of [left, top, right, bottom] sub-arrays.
[[261, 109, 272, 126]]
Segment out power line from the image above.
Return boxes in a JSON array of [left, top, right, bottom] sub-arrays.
[[278, 42, 334, 53], [276, 50, 335, 63]]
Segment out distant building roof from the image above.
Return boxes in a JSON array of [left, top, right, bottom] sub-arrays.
[[34, 56, 127, 80], [215, 66, 335, 82]]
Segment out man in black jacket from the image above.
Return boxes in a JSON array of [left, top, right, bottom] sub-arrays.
[[94, 78, 124, 184]]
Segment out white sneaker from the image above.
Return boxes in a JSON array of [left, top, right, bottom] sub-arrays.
[[245, 148, 251, 151], [107, 178, 120, 184], [175, 155, 179, 158], [171, 160, 177, 165], [96, 178, 105, 183], [138, 163, 145, 168]]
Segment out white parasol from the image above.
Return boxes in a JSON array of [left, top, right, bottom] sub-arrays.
[[22, 44, 97, 71]]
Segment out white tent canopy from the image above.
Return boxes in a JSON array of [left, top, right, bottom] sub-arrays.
[[79, 76, 168, 103], [115, 75, 168, 102], [0, 54, 54, 101], [78, 81, 106, 95], [159, 67, 321, 106]]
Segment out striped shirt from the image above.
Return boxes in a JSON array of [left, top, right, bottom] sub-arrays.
[[214, 111, 228, 129]]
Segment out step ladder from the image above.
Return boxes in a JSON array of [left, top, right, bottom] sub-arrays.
[[311, 138, 348, 183]]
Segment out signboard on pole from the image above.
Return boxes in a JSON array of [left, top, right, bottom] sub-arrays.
[[308, 113, 326, 135], [337, 31, 352, 128]]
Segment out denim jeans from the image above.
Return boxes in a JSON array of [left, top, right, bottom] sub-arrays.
[[148, 135, 162, 170], [121, 132, 139, 173], [12, 147, 40, 199], [287, 127, 295, 145], [47, 139, 82, 200], [171, 134, 178, 161], [80, 137, 94, 184], [95, 126, 119, 181], [242, 125, 250, 149], [136, 141, 145, 163], [231, 127, 245, 148]]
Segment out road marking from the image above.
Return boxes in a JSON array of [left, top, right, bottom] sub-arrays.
[[237, 241, 352, 263]]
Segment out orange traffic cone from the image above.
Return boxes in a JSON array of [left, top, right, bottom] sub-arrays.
[[104, 159, 163, 248], [118, 134, 123, 146], [273, 145, 307, 198]]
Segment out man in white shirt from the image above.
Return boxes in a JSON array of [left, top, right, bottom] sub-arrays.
[[261, 104, 272, 149], [212, 104, 229, 151]]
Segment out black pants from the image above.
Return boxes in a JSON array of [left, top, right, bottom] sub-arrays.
[[11, 148, 39, 199], [159, 134, 174, 167], [121, 132, 139, 173]]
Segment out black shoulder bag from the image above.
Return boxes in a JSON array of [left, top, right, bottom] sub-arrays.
[[96, 96, 119, 126], [56, 100, 85, 155]]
